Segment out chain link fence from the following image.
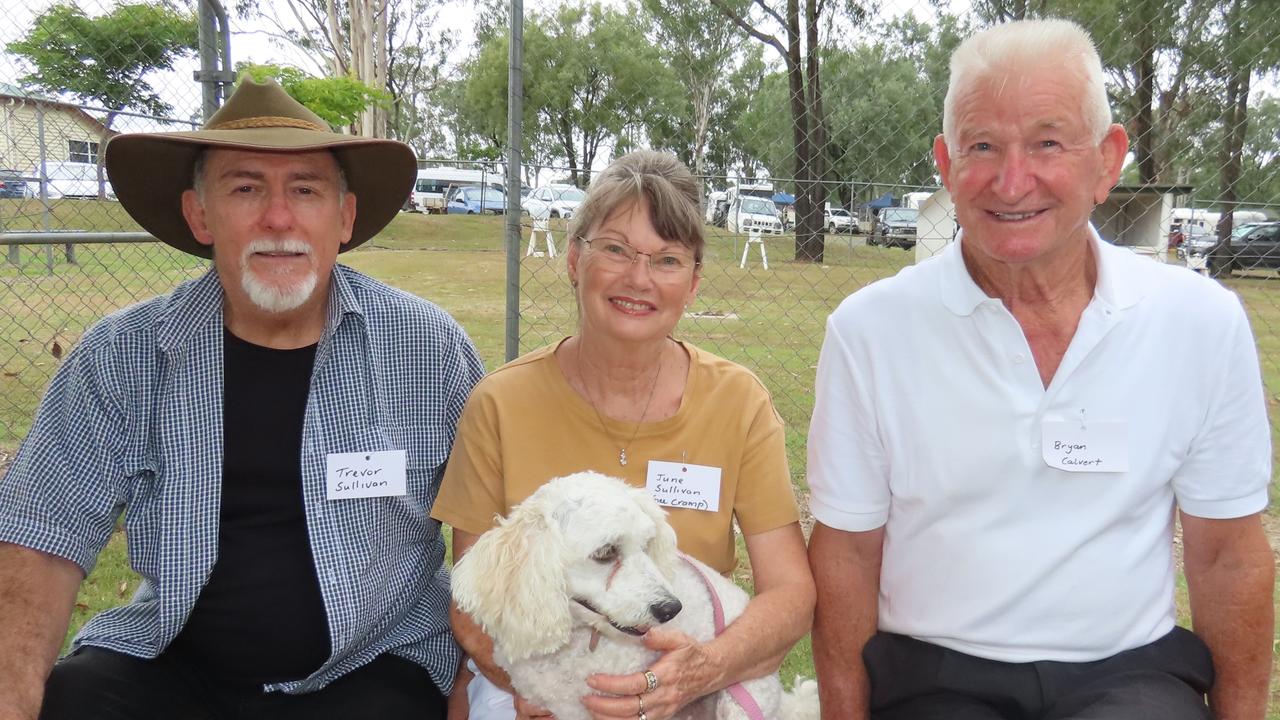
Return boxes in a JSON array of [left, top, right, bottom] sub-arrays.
[[2, 0, 1279, 485], [2, 0, 211, 452]]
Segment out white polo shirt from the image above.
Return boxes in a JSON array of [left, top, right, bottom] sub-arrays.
[[808, 232, 1271, 663]]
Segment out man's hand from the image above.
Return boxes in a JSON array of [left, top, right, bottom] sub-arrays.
[[0, 543, 83, 720]]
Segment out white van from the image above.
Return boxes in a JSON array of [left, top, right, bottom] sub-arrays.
[[727, 195, 783, 235], [413, 167, 503, 214], [36, 161, 114, 199]]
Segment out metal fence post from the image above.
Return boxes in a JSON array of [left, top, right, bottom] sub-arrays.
[[504, 0, 524, 363], [196, 0, 234, 121]]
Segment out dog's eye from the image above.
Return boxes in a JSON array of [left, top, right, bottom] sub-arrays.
[[591, 544, 619, 563]]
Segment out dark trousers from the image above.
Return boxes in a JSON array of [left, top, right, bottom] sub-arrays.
[[40, 646, 448, 720], [864, 627, 1214, 720]]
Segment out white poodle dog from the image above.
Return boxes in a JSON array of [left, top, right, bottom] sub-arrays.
[[451, 471, 819, 720]]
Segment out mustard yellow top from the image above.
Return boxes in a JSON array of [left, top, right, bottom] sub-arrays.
[[431, 339, 799, 574]]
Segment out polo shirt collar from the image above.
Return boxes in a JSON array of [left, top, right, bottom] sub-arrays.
[[939, 225, 1147, 316]]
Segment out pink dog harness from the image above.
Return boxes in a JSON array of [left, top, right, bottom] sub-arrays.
[[679, 555, 767, 720]]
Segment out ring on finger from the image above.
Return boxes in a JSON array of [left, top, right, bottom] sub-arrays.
[[643, 669, 659, 694], [638, 694, 645, 714], [638, 712, 648, 720]]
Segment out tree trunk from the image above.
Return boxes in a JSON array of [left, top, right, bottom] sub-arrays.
[[325, 0, 347, 76], [1213, 0, 1248, 277], [1217, 68, 1249, 239], [1134, 4, 1157, 184], [784, 0, 816, 262], [797, 0, 825, 262], [373, 0, 388, 138]]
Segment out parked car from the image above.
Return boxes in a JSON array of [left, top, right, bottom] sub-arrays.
[[1203, 222, 1280, 275], [825, 207, 859, 234], [35, 161, 115, 199], [413, 167, 502, 213], [726, 195, 784, 235], [523, 184, 585, 220], [1179, 221, 1278, 262], [869, 207, 919, 249], [445, 185, 507, 215], [0, 168, 31, 198]]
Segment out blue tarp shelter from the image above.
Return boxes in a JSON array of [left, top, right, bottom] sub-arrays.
[[863, 192, 896, 210], [772, 191, 796, 205]]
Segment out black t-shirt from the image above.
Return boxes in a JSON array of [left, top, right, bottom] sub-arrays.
[[166, 329, 330, 686]]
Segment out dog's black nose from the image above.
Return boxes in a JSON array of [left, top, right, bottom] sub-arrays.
[[650, 598, 682, 623]]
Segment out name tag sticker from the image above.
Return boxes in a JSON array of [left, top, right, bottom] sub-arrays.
[[646, 460, 722, 512], [1041, 419, 1128, 473], [325, 450, 407, 499]]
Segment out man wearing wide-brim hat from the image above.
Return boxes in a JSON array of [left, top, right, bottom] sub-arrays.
[[0, 78, 483, 719]]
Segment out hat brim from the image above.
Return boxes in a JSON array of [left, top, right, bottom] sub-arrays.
[[105, 129, 416, 258]]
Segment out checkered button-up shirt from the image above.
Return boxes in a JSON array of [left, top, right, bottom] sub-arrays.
[[0, 266, 484, 694]]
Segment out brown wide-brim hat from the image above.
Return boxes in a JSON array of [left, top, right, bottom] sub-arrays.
[[104, 78, 415, 258]]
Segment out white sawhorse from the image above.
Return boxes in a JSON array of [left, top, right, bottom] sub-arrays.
[[526, 216, 557, 257], [739, 230, 768, 269]]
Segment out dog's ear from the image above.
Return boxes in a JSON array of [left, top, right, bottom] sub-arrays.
[[630, 487, 680, 579], [452, 503, 573, 662]]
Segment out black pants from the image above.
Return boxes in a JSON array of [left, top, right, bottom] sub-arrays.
[[864, 627, 1214, 720], [40, 647, 448, 720]]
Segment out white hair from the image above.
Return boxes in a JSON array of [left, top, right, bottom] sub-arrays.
[[942, 18, 1113, 153]]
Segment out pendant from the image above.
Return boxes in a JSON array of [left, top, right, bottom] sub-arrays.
[[619, 448, 628, 466]]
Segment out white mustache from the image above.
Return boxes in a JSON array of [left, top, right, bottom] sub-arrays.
[[243, 238, 313, 259]]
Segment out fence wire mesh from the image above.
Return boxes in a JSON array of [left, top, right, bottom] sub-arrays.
[[0, 0, 1278, 491]]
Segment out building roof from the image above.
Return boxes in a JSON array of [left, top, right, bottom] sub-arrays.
[[1111, 184, 1196, 196], [0, 81, 114, 136]]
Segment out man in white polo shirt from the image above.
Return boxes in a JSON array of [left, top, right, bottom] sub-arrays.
[[807, 18, 1273, 720]]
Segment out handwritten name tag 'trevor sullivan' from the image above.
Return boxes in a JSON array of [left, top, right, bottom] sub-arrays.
[[646, 460, 722, 512], [1040, 419, 1128, 473], [325, 450, 407, 500]]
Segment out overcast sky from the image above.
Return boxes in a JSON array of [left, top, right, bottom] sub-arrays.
[[2, 0, 969, 126]]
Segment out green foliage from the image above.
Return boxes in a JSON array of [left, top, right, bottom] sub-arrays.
[[735, 14, 963, 191], [639, 0, 748, 178], [458, 2, 673, 183], [1156, 94, 1280, 206], [236, 64, 390, 129], [6, 2, 197, 124]]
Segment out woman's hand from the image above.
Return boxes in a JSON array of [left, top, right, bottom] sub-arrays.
[[579, 628, 722, 720], [515, 694, 556, 719]]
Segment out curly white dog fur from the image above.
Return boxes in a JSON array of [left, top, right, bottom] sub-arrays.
[[451, 471, 819, 720]]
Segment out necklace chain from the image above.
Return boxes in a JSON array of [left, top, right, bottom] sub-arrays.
[[576, 339, 664, 467]]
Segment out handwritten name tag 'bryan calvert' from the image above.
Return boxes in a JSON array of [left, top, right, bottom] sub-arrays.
[[646, 460, 722, 512], [326, 450, 408, 500], [1041, 419, 1129, 473]]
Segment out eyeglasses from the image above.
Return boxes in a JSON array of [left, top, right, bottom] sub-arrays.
[[582, 239, 699, 279]]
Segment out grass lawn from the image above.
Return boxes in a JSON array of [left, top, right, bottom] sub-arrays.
[[2, 209, 1278, 709]]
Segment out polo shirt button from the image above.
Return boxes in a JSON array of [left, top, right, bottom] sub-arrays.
[[1013, 353, 1026, 363]]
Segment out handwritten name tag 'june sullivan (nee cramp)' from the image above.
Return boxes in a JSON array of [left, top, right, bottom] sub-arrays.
[[646, 460, 722, 512]]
